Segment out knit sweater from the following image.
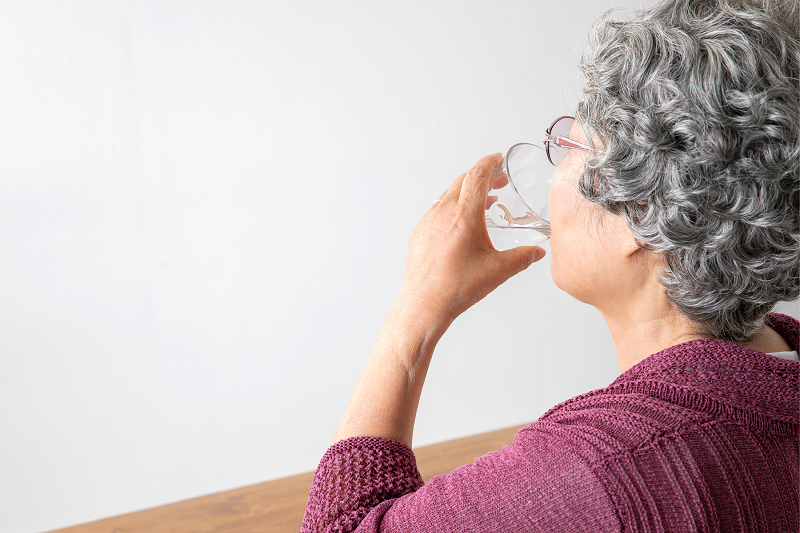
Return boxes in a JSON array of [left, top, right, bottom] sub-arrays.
[[302, 313, 799, 533]]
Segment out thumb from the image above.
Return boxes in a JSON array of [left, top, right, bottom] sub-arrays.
[[497, 246, 546, 276]]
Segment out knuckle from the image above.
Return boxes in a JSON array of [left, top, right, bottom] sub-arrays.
[[468, 165, 486, 177]]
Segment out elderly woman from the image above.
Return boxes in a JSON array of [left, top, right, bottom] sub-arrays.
[[302, 0, 799, 531]]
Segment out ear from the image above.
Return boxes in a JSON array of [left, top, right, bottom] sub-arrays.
[[619, 221, 641, 259]]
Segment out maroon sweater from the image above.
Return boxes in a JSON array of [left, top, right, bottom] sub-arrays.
[[302, 313, 799, 532]]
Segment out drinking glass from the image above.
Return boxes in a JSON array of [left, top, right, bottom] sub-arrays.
[[485, 143, 553, 251]]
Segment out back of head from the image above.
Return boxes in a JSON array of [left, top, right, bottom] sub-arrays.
[[577, 0, 800, 342]]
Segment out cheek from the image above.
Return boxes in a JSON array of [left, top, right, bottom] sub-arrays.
[[548, 165, 571, 230], [547, 154, 583, 231], [547, 161, 604, 301], [548, 172, 575, 288]]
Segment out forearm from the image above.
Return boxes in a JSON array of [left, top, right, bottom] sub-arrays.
[[333, 293, 450, 448]]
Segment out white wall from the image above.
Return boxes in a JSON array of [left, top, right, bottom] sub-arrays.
[[2, 1, 797, 532]]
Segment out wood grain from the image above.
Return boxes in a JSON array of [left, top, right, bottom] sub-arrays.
[[47, 422, 530, 533]]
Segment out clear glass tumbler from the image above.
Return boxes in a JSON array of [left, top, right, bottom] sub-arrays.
[[485, 143, 553, 251]]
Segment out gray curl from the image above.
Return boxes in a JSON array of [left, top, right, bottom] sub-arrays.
[[576, 0, 799, 342]]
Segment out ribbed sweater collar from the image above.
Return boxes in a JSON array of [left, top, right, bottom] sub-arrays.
[[607, 313, 799, 426]]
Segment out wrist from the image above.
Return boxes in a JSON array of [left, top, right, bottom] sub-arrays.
[[376, 290, 450, 374], [391, 288, 453, 341]]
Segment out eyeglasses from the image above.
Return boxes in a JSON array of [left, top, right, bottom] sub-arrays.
[[543, 116, 605, 166]]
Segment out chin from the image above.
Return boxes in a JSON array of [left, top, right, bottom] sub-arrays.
[[550, 257, 595, 305]]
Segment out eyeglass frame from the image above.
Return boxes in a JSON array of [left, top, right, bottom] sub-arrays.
[[543, 115, 605, 166]]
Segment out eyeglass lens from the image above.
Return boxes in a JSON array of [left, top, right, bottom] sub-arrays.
[[547, 116, 574, 166]]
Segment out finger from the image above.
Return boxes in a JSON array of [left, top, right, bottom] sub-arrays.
[[459, 153, 504, 214], [441, 172, 467, 205], [430, 189, 447, 208], [492, 246, 547, 279], [485, 195, 498, 210], [489, 172, 508, 191]]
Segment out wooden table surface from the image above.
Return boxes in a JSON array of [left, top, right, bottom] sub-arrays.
[[48, 423, 529, 533]]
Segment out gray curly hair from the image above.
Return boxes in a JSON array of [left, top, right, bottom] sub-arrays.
[[576, 0, 800, 342]]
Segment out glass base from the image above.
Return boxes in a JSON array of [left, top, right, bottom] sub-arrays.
[[487, 226, 549, 251]]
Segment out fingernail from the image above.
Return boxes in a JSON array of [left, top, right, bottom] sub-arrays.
[[533, 249, 546, 262]]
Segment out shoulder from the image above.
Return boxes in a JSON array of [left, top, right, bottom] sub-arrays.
[[516, 388, 709, 467], [766, 312, 799, 351]]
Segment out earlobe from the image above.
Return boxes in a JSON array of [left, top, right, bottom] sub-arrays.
[[620, 224, 641, 258]]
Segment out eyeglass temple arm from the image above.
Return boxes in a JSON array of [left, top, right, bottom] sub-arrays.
[[544, 134, 605, 154]]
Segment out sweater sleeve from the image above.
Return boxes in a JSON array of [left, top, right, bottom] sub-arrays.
[[301, 426, 620, 533], [301, 436, 425, 533]]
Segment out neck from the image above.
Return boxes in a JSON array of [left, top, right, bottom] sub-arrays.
[[600, 293, 793, 373], [601, 303, 707, 374], [592, 269, 707, 373]]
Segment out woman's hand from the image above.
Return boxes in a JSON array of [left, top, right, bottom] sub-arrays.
[[396, 153, 546, 334]]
